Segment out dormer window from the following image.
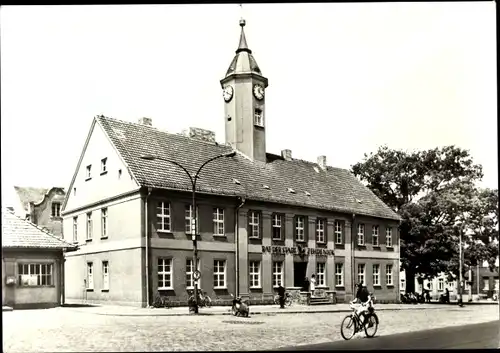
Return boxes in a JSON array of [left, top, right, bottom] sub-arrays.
[[254, 109, 264, 127], [101, 158, 108, 174]]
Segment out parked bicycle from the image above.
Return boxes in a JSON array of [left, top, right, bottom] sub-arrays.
[[188, 290, 212, 308], [340, 300, 378, 340], [273, 292, 292, 307], [153, 291, 171, 308]]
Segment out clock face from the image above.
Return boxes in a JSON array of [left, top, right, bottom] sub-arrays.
[[253, 84, 265, 100], [223, 85, 234, 102]]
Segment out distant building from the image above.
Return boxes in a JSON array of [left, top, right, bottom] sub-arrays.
[[61, 19, 401, 307], [10, 186, 66, 238], [2, 209, 77, 309]]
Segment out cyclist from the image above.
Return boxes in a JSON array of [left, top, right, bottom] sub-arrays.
[[350, 282, 373, 327]]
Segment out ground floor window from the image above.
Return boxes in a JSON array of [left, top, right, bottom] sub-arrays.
[[438, 278, 444, 291], [400, 278, 405, 290], [186, 259, 200, 289], [214, 260, 226, 289], [385, 264, 393, 286], [249, 261, 261, 288], [272, 262, 283, 287], [373, 264, 380, 286], [482, 278, 489, 290], [158, 258, 173, 289], [102, 261, 109, 290], [86, 262, 94, 290], [18, 263, 53, 286], [357, 264, 365, 285], [316, 263, 326, 286], [335, 263, 344, 287]]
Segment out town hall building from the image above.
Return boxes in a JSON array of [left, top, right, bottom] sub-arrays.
[[61, 19, 401, 307]]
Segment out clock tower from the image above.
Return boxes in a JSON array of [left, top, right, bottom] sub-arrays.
[[220, 19, 268, 162]]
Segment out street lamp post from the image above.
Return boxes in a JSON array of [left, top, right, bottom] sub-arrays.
[[140, 151, 236, 313]]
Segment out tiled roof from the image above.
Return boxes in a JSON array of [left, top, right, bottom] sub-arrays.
[[2, 210, 77, 250], [13, 186, 49, 211], [96, 116, 400, 221]]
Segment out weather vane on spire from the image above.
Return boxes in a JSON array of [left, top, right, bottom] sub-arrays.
[[239, 3, 245, 27]]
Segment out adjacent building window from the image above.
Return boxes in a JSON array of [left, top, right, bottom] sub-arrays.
[[272, 261, 283, 287], [272, 214, 283, 240], [186, 259, 200, 289], [18, 263, 53, 286], [386, 264, 393, 286], [495, 279, 499, 291], [334, 221, 343, 244], [158, 258, 173, 289], [86, 262, 94, 290], [101, 208, 108, 238], [295, 216, 305, 242], [254, 108, 263, 127], [335, 263, 344, 287], [86, 164, 92, 179], [438, 278, 444, 291], [72, 216, 78, 243], [316, 218, 326, 243], [386, 227, 393, 247], [213, 260, 226, 288], [102, 261, 109, 291], [400, 278, 406, 290], [373, 264, 380, 286], [372, 225, 379, 246], [156, 202, 171, 232], [51, 202, 61, 217], [86, 212, 93, 240], [213, 208, 225, 236], [101, 158, 108, 174], [248, 211, 261, 238], [249, 261, 261, 288], [357, 224, 365, 245], [483, 278, 489, 290], [357, 264, 366, 285], [184, 205, 199, 234], [316, 263, 326, 286]]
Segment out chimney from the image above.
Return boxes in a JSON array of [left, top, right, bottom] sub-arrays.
[[317, 155, 327, 170], [183, 127, 216, 143], [281, 149, 292, 161], [138, 117, 152, 126]]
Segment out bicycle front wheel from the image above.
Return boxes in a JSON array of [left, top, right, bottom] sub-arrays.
[[364, 314, 378, 338], [340, 315, 356, 340]]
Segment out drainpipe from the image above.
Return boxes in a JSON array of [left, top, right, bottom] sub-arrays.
[[235, 196, 246, 297], [145, 187, 153, 307], [351, 213, 356, 297]]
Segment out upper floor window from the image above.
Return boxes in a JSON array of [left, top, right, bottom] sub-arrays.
[[334, 221, 343, 244], [72, 216, 78, 243], [101, 158, 108, 174], [51, 202, 61, 217], [86, 165, 92, 180], [295, 216, 305, 242], [213, 208, 225, 236], [357, 224, 365, 246], [248, 211, 260, 238], [316, 218, 326, 243], [184, 205, 199, 234], [156, 202, 171, 232], [254, 108, 264, 127], [101, 208, 108, 238], [386, 227, 393, 247], [272, 214, 283, 240], [86, 212, 93, 240], [372, 225, 379, 246]]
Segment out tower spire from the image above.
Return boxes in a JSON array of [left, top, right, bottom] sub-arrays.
[[236, 17, 251, 54]]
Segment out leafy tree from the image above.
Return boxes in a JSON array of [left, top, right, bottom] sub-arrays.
[[351, 145, 491, 293]]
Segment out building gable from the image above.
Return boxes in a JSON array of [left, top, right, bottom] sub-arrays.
[[63, 117, 140, 214]]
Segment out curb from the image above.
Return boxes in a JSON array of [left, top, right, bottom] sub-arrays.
[[2, 306, 14, 312], [65, 305, 473, 317]]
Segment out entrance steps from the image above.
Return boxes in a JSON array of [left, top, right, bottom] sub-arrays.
[[309, 296, 331, 305]]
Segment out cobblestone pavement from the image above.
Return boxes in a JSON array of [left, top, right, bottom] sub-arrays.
[[3, 306, 498, 352]]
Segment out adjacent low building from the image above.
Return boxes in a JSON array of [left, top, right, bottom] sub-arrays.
[[2, 210, 78, 309]]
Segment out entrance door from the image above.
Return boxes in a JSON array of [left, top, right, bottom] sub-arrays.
[[294, 262, 307, 288]]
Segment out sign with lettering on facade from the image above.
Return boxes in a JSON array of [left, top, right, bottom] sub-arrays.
[[261, 245, 334, 256]]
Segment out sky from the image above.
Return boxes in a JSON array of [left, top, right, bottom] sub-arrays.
[[1, 3, 497, 206]]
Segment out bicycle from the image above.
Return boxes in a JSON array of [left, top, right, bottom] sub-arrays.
[[199, 291, 212, 307], [340, 302, 378, 340], [273, 292, 292, 307], [153, 291, 171, 308]]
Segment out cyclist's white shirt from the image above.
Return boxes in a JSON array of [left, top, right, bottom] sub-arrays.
[[351, 296, 371, 316]]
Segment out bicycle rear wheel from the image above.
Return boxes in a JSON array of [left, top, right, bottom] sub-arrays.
[[364, 314, 378, 338], [340, 315, 356, 340]]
